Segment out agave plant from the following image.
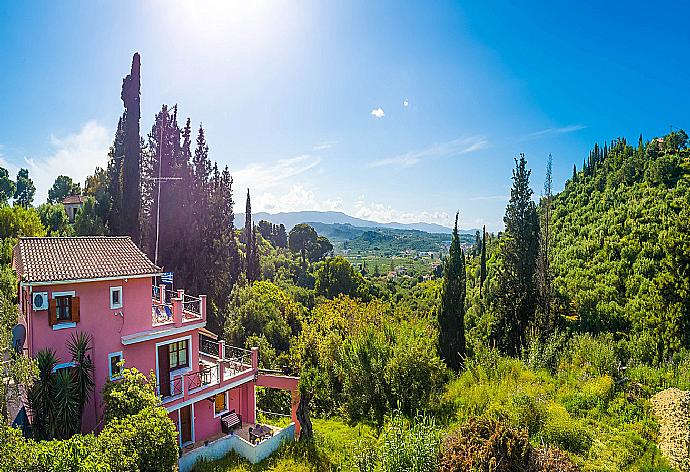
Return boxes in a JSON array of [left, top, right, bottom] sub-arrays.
[[28, 348, 58, 439], [68, 331, 95, 428]]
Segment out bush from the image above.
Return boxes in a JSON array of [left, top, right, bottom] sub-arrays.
[[353, 414, 440, 472], [539, 403, 591, 454], [566, 334, 618, 378], [102, 367, 160, 423], [96, 407, 178, 472], [439, 417, 532, 472]]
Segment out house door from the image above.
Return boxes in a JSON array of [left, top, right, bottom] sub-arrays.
[[180, 405, 192, 445], [158, 345, 171, 397]]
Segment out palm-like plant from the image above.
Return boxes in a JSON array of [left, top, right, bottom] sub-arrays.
[[53, 367, 79, 438], [28, 349, 58, 439], [68, 331, 95, 429]]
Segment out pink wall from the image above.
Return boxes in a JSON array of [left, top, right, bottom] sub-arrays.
[[22, 276, 154, 432]]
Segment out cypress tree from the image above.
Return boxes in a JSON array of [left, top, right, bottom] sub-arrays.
[[120, 52, 142, 244], [437, 212, 466, 371], [480, 224, 487, 297], [491, 154, 540, 355], [245, 189, 260, 282], [537, 154, 555, 337], [572, 164, 577, 182], [106, 117, 125, 234]]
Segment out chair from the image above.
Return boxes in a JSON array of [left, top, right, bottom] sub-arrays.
[[220, 410, 242, 434]]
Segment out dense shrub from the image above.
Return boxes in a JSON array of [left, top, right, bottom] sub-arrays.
[[439, 417, 532, 472], [566, 333, 618, 378], [102, 367, 160, 423], [0, 406, 176, 472], [538, 403, 591, 454], [353, 414, 440, 472]]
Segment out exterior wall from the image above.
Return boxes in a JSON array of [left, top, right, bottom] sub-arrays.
[[21, 276, 154, 433], [192, 397, 222, 443], [178, 423, 296, 471]]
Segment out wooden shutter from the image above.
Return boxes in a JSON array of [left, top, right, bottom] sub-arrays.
[[71, 297, 80, 323], [48, 299, 57, 326]]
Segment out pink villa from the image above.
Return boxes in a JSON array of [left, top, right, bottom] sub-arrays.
[[13, 236, 300, 469]]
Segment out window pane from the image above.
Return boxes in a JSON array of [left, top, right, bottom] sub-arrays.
[[169, 351, 177, 368], [112, 289, 120, 305], [179, 347, 187, 367], [215, 394, 226, 414], [110, 355, 122, 377]]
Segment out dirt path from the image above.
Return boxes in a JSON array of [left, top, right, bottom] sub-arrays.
[[651, 388, 690, 471]]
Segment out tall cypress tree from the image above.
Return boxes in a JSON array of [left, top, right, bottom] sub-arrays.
[[536, 154, 555, 337], [244, 189, 260, 282], [480, 224, 487, 297], [120, 52, 142, 244], [438, 212, 466, 371], [491, 154, 540, 355], [106, 117, 125, 234]]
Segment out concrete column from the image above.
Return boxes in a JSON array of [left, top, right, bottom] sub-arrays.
[[200, 294, 207, 321], [218, 340, 225, 359], [251, 346, 259, 369], [172, 297, 183, 326], [158, 284, 166, 303]]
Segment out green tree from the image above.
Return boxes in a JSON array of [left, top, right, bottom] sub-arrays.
[[289, 223, 318, 264], [47, 175, 81, 204], [37, 203, 73, 236], [480, 225, 487, 297], [244, 189, 260, 282], [437, 213, 466, 371], [0, 167, 15, 205], [13, 168, 35, 208], [74, 197, 106, 235], [314, 256, 368, 299], [536, 154, 555, 337], [491, 154, 540, 356]]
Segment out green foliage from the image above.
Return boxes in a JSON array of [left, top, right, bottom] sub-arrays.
[[0, 405, 177, 472], [13, 168, 35, 208], [314, 256, 368, 300], [353, 414, 441, 472], [437, 213, 466, 370], [37, 203, 73, 236], [47, 175, 81, 204], [224, 281, 303, 360], [102, 367, 160, 423], [74, 196, 107, 235], [0, 166, 15, 205], [288, 224, 333, 263], [551, 133, 690, 361], [491, 154, 540, 356]]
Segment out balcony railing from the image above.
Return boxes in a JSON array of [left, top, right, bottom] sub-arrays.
[[186, 364, 219, 391], [151, 285, 206, 328], [157, 375, 184, 400], [200, 337, 220, 358]]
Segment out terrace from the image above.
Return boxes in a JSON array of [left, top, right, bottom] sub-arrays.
[[151, 285, 205, 327], [158, 337, 255, 404]]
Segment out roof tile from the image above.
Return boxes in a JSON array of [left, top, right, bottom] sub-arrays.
[[13, 237, 162, 283]]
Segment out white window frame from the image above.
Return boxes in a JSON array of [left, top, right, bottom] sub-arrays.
[[154, 335, 193, 399], [213, 391, 229, 418], [110, 286, 123, 310], [52, 290, 76, 330], [109, 351, 124, 380]]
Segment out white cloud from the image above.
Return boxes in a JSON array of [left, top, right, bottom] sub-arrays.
[[528, 124, 586, 138], [369, 136, 489, 168], [254, 185, 343, 214], [312, 140, 338, 151], [233, 154, 321, 193], [469, 194, 509, 201], [371, 107, 385, 118], [354, 197, 452, 227], [403, 99, 409, 107], [3, 121, 110, 203]]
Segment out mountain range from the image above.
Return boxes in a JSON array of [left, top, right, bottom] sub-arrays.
[[235, 211, 472, 234]]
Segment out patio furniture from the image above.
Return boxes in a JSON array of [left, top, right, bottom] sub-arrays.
[[220, 410, 242, 434], [249, 424, 273, 444]]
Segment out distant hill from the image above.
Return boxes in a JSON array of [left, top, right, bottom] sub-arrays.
[[236, 210, 472, 234]]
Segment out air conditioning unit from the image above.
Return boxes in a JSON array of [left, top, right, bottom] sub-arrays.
[[32, 292, 49, 311]]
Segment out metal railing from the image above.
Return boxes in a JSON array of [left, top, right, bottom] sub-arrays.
[[158, 376, 183, 399], [152, 304, 174, 326], [186, 365, 217, 391], [182, 294, 202, 316], [200, 336, 219, 357]]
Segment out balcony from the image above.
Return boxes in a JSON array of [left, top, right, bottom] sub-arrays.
[[152, 285, 205, 328], [158, 341, 256, 405]]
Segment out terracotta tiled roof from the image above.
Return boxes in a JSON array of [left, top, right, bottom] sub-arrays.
[[13, 237, 162, 283], [62, 195, 86, 204]]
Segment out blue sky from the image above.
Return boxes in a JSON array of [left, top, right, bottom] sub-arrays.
[[1, 1, 688, 231]]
